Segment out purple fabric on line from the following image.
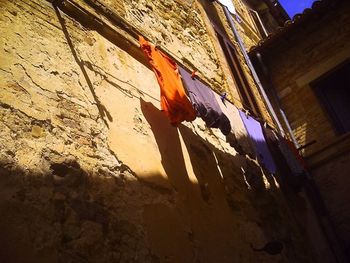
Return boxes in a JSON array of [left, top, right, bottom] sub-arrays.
[[179, 66, 231, 135], [239, 110, 277, 174]]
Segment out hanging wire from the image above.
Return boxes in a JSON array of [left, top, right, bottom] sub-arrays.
[[58, 0, 271, 126], [80, 0, 262, 112]]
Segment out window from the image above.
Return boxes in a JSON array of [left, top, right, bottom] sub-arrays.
[[311, 60, 350, 135], [214, 28, 261, 116]]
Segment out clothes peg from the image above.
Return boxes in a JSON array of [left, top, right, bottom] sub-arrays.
[[220, 92, 227, 104], [235, 14, 242, 24], [155, 40, 162, 50], [191, 70, 197, 79]]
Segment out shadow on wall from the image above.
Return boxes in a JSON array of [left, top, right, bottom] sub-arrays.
[[0, 100, 312, 263], [82, 61, 161, 103], [0, 0, 335, 262], [0, 152, 267, 263], [140, 98, 264, 196], [312, 153, 350, 260], [252, 48, 350, 261], [139, 98, 311, 262], [0, 157, 167, 263], [53, 1, 151, 70], [54, 3, 113, 126]]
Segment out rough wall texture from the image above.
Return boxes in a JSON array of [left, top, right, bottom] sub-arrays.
[[0, 0, 322, 262], [261, 2, 350, 156], [213, 3, 273, 123], [312, 152, 350, 260], [231, 0, 261, 49], [101, 0, 274, 125], [256, 2, 350, 261], [105, 0, 224, 91]]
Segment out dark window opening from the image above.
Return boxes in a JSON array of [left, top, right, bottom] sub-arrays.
[[215, 30, 261, 116], [311, 60, 350, 135]]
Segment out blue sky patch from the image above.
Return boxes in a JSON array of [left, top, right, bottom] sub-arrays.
[[278, 0, 317, 17]]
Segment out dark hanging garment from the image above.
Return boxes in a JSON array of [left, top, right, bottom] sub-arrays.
[[263, 127, 303, 191], [239, 110, 276, 174], [278, 137, 305, 176], [179, 66, 231, 135], [263, 127, 283, 165], [215, 94, 255, 156], [284, 139, 307, 171], [262, 128, 304, 176]]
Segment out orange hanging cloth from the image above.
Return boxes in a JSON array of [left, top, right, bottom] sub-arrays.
[[139, 36, 196, 125]]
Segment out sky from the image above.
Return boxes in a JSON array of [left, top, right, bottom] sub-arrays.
[[218, 0, 236, 14], [278, 0, 317, 17], [219, 0, 317, 18]]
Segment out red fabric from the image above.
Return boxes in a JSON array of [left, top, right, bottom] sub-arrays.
[[191, 71, 197, 79], [285, 139, 307, 169], [139, 36, 196, 125]]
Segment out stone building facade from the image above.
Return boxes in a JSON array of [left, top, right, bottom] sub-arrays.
[[250, 0, 350, 261], [0, 0, 342, 262]]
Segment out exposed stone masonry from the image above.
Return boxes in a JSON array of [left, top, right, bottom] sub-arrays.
[[0, 0, 314, 262]]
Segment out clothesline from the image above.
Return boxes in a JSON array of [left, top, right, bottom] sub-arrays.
[[54, 0, 308, 191], [76, 0, 269, 123], [57, 0, 274, 129], [141, 35, 305, 177]]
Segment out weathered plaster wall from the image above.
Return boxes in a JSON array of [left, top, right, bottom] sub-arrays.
[[0, 0, 318, 262], [103, 0, 224, 92], [100, 0, 274, 125]]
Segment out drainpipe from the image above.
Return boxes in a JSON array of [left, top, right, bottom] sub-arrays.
[[255, 51, 300, 147], [222, 5, 285, 136], [279, 107, 300, 147]]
